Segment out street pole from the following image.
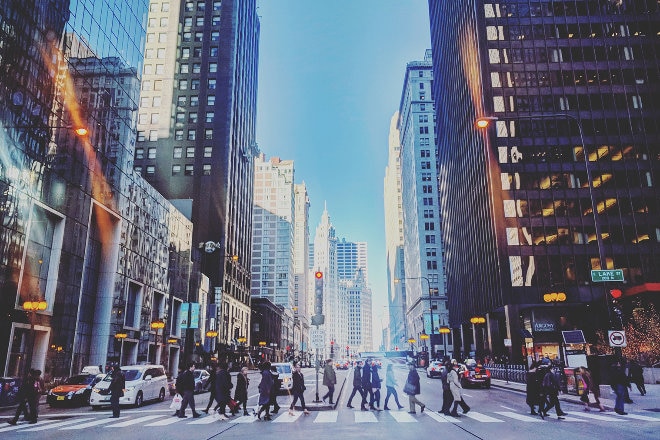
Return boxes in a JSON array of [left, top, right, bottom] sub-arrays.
[[314, 345, 320, 402]]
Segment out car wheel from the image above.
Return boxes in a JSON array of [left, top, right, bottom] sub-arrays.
[[135, 391, 143, 408], [158, 388, 166, 402]]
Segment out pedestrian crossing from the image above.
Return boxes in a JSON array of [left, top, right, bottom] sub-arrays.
[[2, 408, 659, 433]]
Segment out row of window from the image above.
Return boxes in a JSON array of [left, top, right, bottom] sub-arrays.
[[136, 146, 213, 160], [491, 67, 656, 89], [503, 196, 654, 219], [485, 1, 655, 19], [492, 92, 651, 113], [488, 45, 653, 65], [135, 164, 212, 176], [181, 46, 219, 59], [182, 31, 220, 42], [487, 22, 654, 41], [506, 225, 658, 247]]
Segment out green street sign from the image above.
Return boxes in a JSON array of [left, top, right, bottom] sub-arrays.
[[591, 269, 624, 282]]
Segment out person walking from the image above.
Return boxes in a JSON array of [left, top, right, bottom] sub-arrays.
[[628, 360, 646, 396], [322, 358, 337, 404], [177, 363, 201, 418], [540, 367, 567, 419], [289, 363, 310, 415], [7, 369, 39, 425], [361, 359, 373, 410], [447, 363, 470, 417], [403, 362, 426, 414], [346, 360, 363, 408], [383, 363, 404, 410], [108, 365, 125, 419], [611, 361, 630, 415], [439, 361, 453, 415], [234, 367, 250, 416], [269, 364, 281, 413], [525, 361, 542, 415], [256, 362, 273, 420], [578, 366, 605, 412], [203, 364, 219, 414], [215, 361, 233, 418], [370, 362, 383, 410]]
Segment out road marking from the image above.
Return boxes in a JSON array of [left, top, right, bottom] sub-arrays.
[[425, 411, 459, 423], [388, 411, 417, 423], [230, 415, 258, 423], [144, 416, 186, 426], [566, 411, 629, 422], [499, 405, 517, 411], [313, 411, 338, 423], [495, 411, 544, 422], [354, 411, 378, 423], [21, 418, 95, 431], [106, 414, 164, 427], [0, 420, 57, 432], [61, 417, 128, 429], [187, 415, 224, 424], [273, 411, 302, 423], [463, 411, 504, 422], [613, 413, 660, 422]]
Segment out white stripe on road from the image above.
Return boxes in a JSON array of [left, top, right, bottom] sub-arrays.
[[388, 411, 417, 423], [424, 411, 459, 423], [566, 411, 631, 422], [613, 413, 660, 422], [230, 415, 258, 423], [495, 411, 545, 422], [106, 415, 164, 427], [144, 416, 186, 426], [354, 411, 378, 423], [463, 411, 504, 423], [313, 411, 338, 423], [0, 420, 56, 432], [272, 411, 302, 423], [61, 417, 129, 429], [21, 418, 95, 431], [186, 415, 226, 424]]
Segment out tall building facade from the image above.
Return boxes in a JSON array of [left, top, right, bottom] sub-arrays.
[[343, 268, 373, 354], [384, 111, 408, 350], [293, 182, 310, 361], [134, 0, 260, 351], [0, 0, 194, 378], [336, 239, 368, 283], [251, 154, 296, 355], [397, 50, 449, 357], [429, 0, 660, 363]]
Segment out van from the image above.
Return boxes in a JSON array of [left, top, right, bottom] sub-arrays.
[[89, 364, 167, 408], [271, 362, 293, 392]]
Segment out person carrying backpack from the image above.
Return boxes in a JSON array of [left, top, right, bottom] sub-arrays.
[[540, 367, 567, 419]]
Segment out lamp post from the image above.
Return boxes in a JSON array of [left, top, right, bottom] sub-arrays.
[[439, 325, 451, 360], [394, 276, 436, 356], [150, 318, 165, 365], [544, 292, 567, 363], [470, 316, 486, 360], [114, 331, 128, 366], [22, 299, 47, 375]]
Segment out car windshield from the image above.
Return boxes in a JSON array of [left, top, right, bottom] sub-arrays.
[[122, 369, 142, 381], [275, 365, 291, 374], [65, 375, 96, 385]]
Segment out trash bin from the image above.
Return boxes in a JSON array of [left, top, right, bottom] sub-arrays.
[[0, 377, 21, 407]]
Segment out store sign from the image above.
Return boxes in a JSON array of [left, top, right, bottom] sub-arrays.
[[533, 322, 556, 332]]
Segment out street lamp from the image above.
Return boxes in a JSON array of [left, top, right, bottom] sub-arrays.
[[439, 326, 451, 359], [150, 319, 165, 364], [22, 299, 47, 375], [470, 316, 486, 360], [544, 292, 567, 363], [114, 331, 128, 366]]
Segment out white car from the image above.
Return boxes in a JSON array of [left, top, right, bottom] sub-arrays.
[[271, 363, 293, 392], [90, 364, 167, 408]]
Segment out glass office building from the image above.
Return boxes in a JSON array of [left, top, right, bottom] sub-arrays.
[[429, 0, 659, 363]]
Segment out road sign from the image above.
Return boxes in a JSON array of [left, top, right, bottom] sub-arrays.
[[503, 339, 512, 347], [608, 330, 627, 347], [310, 328, 325, 350], [591, 269, 624, 282]]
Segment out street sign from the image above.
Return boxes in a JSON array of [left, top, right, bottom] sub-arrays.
[[310, 328, 325, 349], [503, 338, 512, 347], [591, 269, 624, 282], [608, 330, 627, 347]]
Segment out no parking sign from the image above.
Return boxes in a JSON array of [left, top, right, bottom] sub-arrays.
[[608, 330, 627, 348]]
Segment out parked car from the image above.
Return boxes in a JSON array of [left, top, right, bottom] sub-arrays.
[[193, 369, 211, 393], [459, 359, 491, 388], [90, 364, 167, 408], [271, 362, 293, 392], [335, 360, 349, 370], [426, 361, 445, 378], [46, 373, 105, 407]]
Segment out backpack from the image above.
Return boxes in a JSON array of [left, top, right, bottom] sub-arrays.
[[542, 371, 554, 390]]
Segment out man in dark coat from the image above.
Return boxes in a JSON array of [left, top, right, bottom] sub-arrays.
[[203, 364, 219, 413], [234, 367, 250, 416], [439, 362, 453, 415], [346, 360, 363, 408], [7, 369, 39, 425], [269, 365, 282, 413], [215, 362, 233, 417], [361, 359, 373, 410], [525, 361, 542, 415], [370, 362, 383, 410], [177, 363, 200, 418], [540, 367, 567, 419], [109, 365, 125, 418]]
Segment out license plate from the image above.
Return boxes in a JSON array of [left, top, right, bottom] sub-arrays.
[[57, 396, 65, 400], [474, 375, 482, 379]]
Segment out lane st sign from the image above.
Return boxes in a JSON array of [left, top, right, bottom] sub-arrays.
[[591, 269, 624, 282]]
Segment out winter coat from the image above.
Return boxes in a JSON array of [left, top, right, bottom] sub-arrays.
[[215, 369, 233, 404], [234, 373, 249, 402], [405, 368, 421, 395], [269, 370, 281, 400], [258, 369, 274, 405], [371, 365, 382, 389], [361, 363, 372, 388], [292, 370, 306, 394], [448, 368, 463, 401], [323, 364, 337, 387], [109, 370, 126, 397], [525, 368, 541, 406], [177, 369, 195, 393], [542, 369, 560, 396], [352, 365, 362, 388], [385, 367, 397, 388]]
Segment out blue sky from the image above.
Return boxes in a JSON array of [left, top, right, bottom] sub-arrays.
[[255, 0, 431, 345]]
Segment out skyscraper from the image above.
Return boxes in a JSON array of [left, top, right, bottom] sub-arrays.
[[429, 0, 660, 362], [336, 239, 368, 283], [293, 182, 311, 360], [135, 0, 260, 349]]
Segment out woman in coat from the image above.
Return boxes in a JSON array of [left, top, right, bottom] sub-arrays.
[[370, 362, 383, 410], [288, 363, 310, 415], [257, 362, 273, 420], [322, 359, 337, 404], [234, 367, 250, 416], [214, 362, 233, 417], [525, 362, 542, 415], [448, 363, 470, 417], [579, 366, 605, 411], [403, 362, 426, 414], [383, 363, 404, 410]]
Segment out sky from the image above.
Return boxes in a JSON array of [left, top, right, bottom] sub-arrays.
[[255, 0, 431, 346]]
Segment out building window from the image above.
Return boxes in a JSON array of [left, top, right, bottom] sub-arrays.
[[424, 222, 435, 231], [150, 113, 159, 124], [184, 17, 193, 27], [208, 79, 217, 89], [207, 95, 215, 106], [188, 112, 198, 123], [158, 33, 167, 43], [191, 79, 200, 90], [177, 96, 187, 107], [175, 130, 184, 141], [419, 126, 429, 134], [186, 147, 195, 158], [194, 32, 203, 42], [155, 64, 164, 74], [212, 16, 221, 26], [146, 166, 155, 175], [185, 1, 193, 12], [193, 47, 202, 57], [185, 165, 194, 176], [179, 79, 188, 90], [196, 17, 204, 26], [160, 17, 168, 27], [187, 129, 196, 140], [211, 31, 220, 41], [203, 164, 211, 175], [205, 129, 213, 139], [125, 282, 143, 328], [149, 130, 158, 141], [161, 3, 170, 12], [146, 33, 156, 43], [192, 63, 201, 73], [153, 96, 162, 107], [176, 112, 185, 123], [180, 64, 189, 74], [190, 96, 199, 106], [210, 47, 218, 57], [137, 131, 146, 142], [183, 32, 192, 42], [134, 166, 142, 173], [172, 165, 181, 175], [182, 48, 190, 59], [209, 63, 217, 73], [205, 112, 214, 123], [157, 48, 166, 59], [135, 148, 144, 159], [204, 146, 212, 157], [174, 147, 183, 159]]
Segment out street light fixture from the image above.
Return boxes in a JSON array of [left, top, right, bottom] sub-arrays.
[[22, 298, 47, 375], [470, 316, 486, 360], [114, 331, 128, 366], [150, 318, 165, 365], [439, 326, 451, 359]]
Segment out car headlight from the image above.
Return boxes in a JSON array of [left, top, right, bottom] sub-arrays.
[[92, 387, 101, 394]]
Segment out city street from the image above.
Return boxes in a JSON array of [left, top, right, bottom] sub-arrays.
[[2, 365, 658, 440]]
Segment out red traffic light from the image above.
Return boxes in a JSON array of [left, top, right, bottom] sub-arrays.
[[315, 271, 323, 279], [345, 346, 349, 350], [610, 289, 623, 299], [330, 340, 334, 345]]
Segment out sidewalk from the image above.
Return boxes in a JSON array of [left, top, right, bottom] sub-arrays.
[[491, 378, 660, 412]]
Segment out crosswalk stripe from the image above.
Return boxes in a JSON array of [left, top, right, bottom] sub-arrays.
[[566, 411, 628, 422], [187, 415, 223, 424], [0, 420, 57, 432], [495, 411, 544, 423], [388, 411, 417, 423], [463, 411, 504, 423], [61, 417, 129, 429], [354, 411, 379, 423], [106, 415, 164, 427], [21, 418, 95, 431], [424, 411, 459, 423], [614, 413, 660, 422], [313, 411, 338, 423], [272, 411, 302, 423], [230, 415, 258, 423], [145, 416, 185, 426]]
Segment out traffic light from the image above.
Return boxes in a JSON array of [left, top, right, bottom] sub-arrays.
[[312, 271, 324, 325], [346, 345, 349, 356], [330, 340, 334, 354], [610, 289, 623, 299]]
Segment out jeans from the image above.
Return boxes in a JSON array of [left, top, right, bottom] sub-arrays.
[[361, 387, 373, 407], [322, 384, 335, 403], [110, 393, 121, 417], [290, 391, 307, 410], [179, 390, 196, 416], [384, 386, 402, 408], [347, 386, 363, 406], [614, 384, 626, 413], [408, 394, 425, 412]]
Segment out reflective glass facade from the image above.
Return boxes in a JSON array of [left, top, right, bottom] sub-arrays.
[[430, 0, 659, 361]]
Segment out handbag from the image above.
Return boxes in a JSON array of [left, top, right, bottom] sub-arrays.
[[228, 398, 239, 411], [170, 393, 182, 410], [403, 382, 415, 395]]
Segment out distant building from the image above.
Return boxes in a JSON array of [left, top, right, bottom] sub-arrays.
[[343, 268, 373, 354], [293, 182, 311, 362], [337, 239, 368, 283]]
